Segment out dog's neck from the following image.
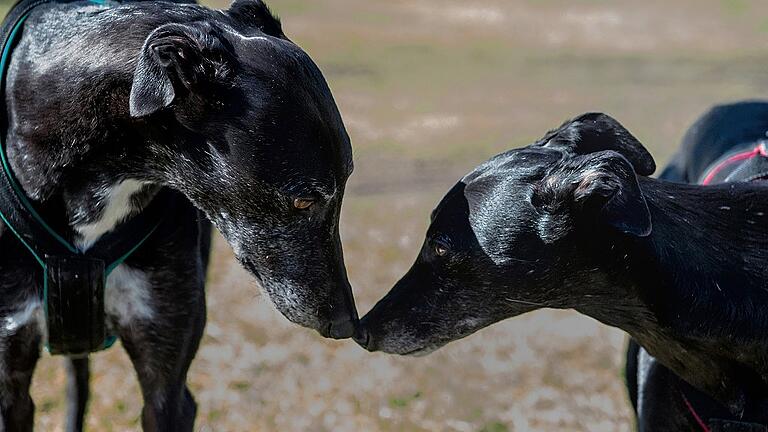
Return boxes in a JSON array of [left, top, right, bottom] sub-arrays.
[[0, 3, 215, 251], [576, 177, 768, 416], [2, 66, 160, 251], [4, 145, 162, 252]]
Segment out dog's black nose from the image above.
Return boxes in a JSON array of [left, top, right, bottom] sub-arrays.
[[327, 317, 357, 339], [353, 326, 375, 351]]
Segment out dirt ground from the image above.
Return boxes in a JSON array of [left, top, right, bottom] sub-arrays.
[[8, 0, 768, 430]]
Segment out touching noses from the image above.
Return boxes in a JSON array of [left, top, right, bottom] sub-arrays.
[[352, 325, 375, 351], [326, 315, 357, 339], [323, 277, 359, 339]]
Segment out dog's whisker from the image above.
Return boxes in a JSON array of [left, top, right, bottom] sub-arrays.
[[505, 257, 538, 264], [504, 298, 544, 307]]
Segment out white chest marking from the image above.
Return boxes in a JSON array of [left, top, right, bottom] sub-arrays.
[[75, 180, 147, 251], [105, 265, 154, 327]]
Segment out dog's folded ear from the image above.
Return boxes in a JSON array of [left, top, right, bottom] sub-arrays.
[[130, 23, 234, 118], [534, 151, 651, 241], [540, 112, 656, 177], [571, 151, 652, 237]]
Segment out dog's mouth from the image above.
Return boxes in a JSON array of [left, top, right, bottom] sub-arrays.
[[239, 258, 263, 281], [401, 345, 438, 357], [355, 325, 439, 356]]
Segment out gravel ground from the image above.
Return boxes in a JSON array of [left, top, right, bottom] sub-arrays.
[[33, 201, 633, 432], [14, 0, 768, 430]]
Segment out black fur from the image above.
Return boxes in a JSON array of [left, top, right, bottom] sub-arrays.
[[624, 102, 768, 432], [0, 0, 356, 430], [358, 110, 768, 430]]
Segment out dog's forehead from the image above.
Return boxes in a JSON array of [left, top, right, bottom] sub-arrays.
[[463, 147, 560, 188], [230, 32, 330, 100], [227, 32, 353, 177], [219, 41, 352, 183], [431, 182, 468, 223], [428, 179, 532, 266], [431, 148, 557, 220]]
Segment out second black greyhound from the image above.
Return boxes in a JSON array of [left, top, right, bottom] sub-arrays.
[[357, 110, 768, 431]]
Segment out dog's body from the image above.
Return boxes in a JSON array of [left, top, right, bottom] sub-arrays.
[[357, 111, 768, 431], [0, 0, 357, 430], [624, 101, 768, 431]]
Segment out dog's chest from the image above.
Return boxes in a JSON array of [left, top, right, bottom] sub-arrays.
[[2, 179, 157, 337], [73, 180, 148, 251]]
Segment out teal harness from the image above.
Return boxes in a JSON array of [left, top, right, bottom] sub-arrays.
[[0, 0, 167, 355]]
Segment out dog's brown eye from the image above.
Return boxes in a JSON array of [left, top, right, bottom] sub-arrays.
[[293, 198, 315, 210], [434, 244, 449, 257]]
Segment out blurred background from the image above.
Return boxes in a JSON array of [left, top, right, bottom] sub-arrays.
[[2, 0, 767, 430]]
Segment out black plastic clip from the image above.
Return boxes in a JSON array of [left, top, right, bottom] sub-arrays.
[[44, 255, 107, 356]]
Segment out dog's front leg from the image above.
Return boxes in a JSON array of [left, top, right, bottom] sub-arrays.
[[64, 357, 89, 432], [116, 275, 206, 432], [0, 310, 41, 432]]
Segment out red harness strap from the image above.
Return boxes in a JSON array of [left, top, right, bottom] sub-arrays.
[[682, 393, 712, 432], [701, 143, 768, 185]]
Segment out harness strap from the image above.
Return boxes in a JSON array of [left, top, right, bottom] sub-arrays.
[[701, 142, 768, 185], [0, 0, 174, 354], [682, 392, 712, 432]]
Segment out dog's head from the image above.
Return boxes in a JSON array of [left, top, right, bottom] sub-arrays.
[[357, 113, 656, 354], [128, 0, 356, 338]]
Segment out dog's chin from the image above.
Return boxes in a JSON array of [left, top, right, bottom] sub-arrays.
[[379, 341, 445, 357], [401, 345, 439, 357], [269, 297, 326, 332], [384, 326, 481, 356], [250, 277, 328, 333], [238, 256, 264, 283]]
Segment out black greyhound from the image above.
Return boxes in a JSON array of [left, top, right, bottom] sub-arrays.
[[357, 109, 768, 431], [0, 0, 356, 430]]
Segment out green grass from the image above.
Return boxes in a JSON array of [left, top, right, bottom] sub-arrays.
[[479, 422, 510, 432], [721, 0, 749, 14], [389, 391, 422, 409]]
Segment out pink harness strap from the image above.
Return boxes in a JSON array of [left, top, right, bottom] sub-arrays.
[[682, 393, 712, 432], [702, 144, 768, 185]]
